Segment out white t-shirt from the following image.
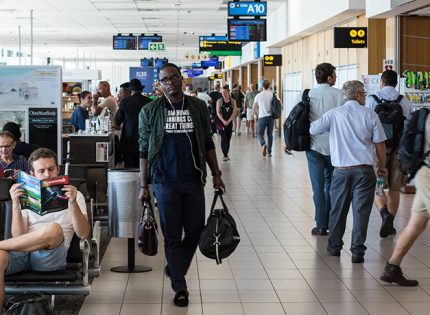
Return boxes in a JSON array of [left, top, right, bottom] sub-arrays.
[[100, 95, 118, 126], [424, 114, 430, 165], [197, 92, 211, 106], [254, 90, 273, 118], [22, 191, 87, 249]]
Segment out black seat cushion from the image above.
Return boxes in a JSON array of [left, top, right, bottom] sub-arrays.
[[5, 269, 80, 282]]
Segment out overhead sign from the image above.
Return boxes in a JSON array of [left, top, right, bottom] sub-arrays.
[[138, 35, 162, 50], [228, 1, 267, 16], [149, 43, 165, 51], [208, 73, 223, 81], [383, 59, 395, 72], [334, 27, 367, 48], [263, 54, 282, 67], [199, 35, 242, 56], [228, 19, 267, 42], [185, 52, 210, 61]]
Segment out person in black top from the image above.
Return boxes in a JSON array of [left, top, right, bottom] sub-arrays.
[[2, 122, 39, 160], [216, 85, 237, 161], [231, 84, 244, 135], [115, 79, 152, 168]]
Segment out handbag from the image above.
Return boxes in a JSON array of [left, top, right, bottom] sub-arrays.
[[137, 199, 158, 256], [199, 190, 240, 264], [5, 293, 56, 315]]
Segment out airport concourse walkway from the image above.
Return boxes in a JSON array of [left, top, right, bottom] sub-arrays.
[[80, 132, 430, 315]]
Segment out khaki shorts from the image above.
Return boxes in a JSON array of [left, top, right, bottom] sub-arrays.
[[412, 166, 430, 217], [375, 151, 406, 191], [246, 108, 254, 121]]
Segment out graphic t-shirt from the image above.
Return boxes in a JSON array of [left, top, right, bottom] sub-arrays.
[[152, 99, 201, 184]]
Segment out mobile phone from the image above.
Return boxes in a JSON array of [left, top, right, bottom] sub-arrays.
[[4, 169, 14, 177]]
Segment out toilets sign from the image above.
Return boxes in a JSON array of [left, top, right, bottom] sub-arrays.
[[228, 1, 267, 16]]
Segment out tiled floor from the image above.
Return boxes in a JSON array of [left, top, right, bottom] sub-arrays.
[[80, 131, 430, 315]]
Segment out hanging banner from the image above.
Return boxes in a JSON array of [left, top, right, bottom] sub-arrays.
[[29, 108, 58, 153]]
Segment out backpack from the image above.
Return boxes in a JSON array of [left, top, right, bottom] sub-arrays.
[[271, 93, 282, 119], [5, 293, 57, 315], [283, 89, 310, 151], [398, 108, 430, 182], [372, 94, 405, 150]]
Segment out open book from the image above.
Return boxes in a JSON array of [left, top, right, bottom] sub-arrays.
[[18, 171, 69, 216]]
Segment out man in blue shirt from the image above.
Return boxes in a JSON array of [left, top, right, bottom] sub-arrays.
[[70, 91, 92, 132], [310, 80, 387, 263]]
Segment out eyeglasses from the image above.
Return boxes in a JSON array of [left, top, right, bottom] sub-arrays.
[[159, 75, 181, 85], [0, 143, 13, 149], [357, 91, 367, 96]]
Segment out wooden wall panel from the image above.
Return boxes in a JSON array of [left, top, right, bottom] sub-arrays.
[[250, 63, 258, 85], [232, 69, 239, 85], [386, 17, 396, 60], [324, 29, 333, 64], [401, 16, 430, 72], [310, 34, 318, 70], [263, 66, 276, 82], [317, 32, 325, 64], [242, 66, 248, 89], [367, 19, 385, 74]]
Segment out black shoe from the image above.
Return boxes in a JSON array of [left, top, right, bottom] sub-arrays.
[[327, 247, 341, 256], [380, 263, 418, 286], [380, 207, 395, 238], [311, 227, 328, 236], [352, 255, 364, 263], [174, 290, 189, 307]]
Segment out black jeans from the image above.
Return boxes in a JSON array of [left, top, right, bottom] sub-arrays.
[[219, 123, 233, 157], [153, 181, 205, 292]]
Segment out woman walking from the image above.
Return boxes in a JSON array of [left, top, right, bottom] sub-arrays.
[[216, 85, 237, 161]]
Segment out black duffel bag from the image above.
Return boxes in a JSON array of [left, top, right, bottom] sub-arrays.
[[199, 190, 240, 264], [5, 293, 56, 315], [137, 199, 158, 256]]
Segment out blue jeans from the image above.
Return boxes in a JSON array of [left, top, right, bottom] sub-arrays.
[[153, 181, 205, 292], [257, 116, 274, 154], [328, 167, 376, 256], [305, 150, 334, 229]]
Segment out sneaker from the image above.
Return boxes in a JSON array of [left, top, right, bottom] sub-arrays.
[[223, 156, 229, 161], [237, 131, 241, 136], [380, 263, 418, 286], [174, 289, 189, 307], [380, 207, 395, 238], [262, 144, 267, 157], [268, 153, 272, 157]]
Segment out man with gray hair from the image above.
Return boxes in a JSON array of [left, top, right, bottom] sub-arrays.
[[310, 80, 388, 263]]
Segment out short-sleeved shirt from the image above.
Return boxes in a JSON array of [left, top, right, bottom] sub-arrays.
[[231, 90, 244, 108], [365, 86, 413, 117], [197, 92, 211, 106], [99, 95, 118, 126], [425, 114, 430, 165], [310, 100, 387, 167], [70, 106, 89, 131], [254, 90, 273, 118], [152, 100, 200, 184], [244, 91, 259, 109], [22, 191, 87, 250], [0, 154, 30, 174]]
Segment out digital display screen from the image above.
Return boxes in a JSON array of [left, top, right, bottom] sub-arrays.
[[201, 56, 219, 67], [138, 35, 162, 50], [141, 58, 154, 67], [228, 1, 267, 17], [228, 19, 267, 42], [113, 35, 137, 50], [154, 58, 168, 68], [199, 35, 242, 56]]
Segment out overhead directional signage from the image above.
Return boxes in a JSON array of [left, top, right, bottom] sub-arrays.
[[149, 43, 165, 51], [263, 54, 282, 66], [209, 73, 223, 80], [228, 1, 267, 16], [199, 35, 242, 56], [334, 27, 367, 48]]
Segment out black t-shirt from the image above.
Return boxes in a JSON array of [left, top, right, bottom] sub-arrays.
[[231, 90, 244, 109], [209, 91, 222, 117], [151, 99, 201, 184]]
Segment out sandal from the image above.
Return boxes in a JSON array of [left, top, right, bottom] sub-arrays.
[[174, 289, 189, 307]]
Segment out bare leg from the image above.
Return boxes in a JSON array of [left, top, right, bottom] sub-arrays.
[[0, 223, 63, 252], [387, 190, 400, 216], [389, 212, 428, 265], [374, 193, 388, 211]]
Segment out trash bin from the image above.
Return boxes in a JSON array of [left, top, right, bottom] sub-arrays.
[[108, 169, 141, 238]]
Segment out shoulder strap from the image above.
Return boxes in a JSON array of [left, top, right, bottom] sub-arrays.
[[396, 95, 404, 103], [302, 89, 310, 103], [371, 94, 382, 104], [209, 189, 228, 216]]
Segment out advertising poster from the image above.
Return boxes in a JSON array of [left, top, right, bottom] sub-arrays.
[[29, 108, 58, 153], [129, 67, 155, 94]]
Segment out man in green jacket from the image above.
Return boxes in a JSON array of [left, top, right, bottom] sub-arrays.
[[138, 63, 225, 307]]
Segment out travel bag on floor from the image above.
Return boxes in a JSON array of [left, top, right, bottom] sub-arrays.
[[199, 190, 240, 264], [5, 293, 56, 315]]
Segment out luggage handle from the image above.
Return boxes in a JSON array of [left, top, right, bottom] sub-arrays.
[[209, 189, 228, 216]]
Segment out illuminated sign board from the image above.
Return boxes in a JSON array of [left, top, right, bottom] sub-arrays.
[[113, 35, 137, 50], [228, 1, 267, 16], [138, 35, 162, 50], [263, 54, 282, 66], [334, 27, 367, 48], [199, 35, 242, 56], [228, 19, 267, 42]]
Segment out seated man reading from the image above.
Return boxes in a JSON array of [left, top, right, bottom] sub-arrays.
[[0, 148, 90, 311]]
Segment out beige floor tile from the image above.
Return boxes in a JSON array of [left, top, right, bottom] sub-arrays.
[[282, 302, 327, 315], [79, 303, 122, 315], [242, 303, 286, 315], [322, 302, 368, 315], [120, 303, 161, 315], [276, 289, 319, 303], [201, 290, 240, 303], [202, 303, 244, 315], [238, 290, 279, 302], [360, 302, 409, 315], [161, 303, 203, 315]]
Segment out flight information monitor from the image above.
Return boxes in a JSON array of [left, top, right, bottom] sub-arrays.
[[201, 56, 219, 67], [138, 35, 163, 50], [199, 35, 242, 56], [228, 19, 266, 42], [113, 35, 137, 50]]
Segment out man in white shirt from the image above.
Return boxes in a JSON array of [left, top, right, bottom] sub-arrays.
[[92, 80, 118, 127], [253, 80, 275, 157], [365, 70, 413, 238], [0, 148, 90, 311], [197, 88, 212, 109], [380, 112, 430, 286], [305, 63, 344, 236], [310, 80, 387, 263]]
